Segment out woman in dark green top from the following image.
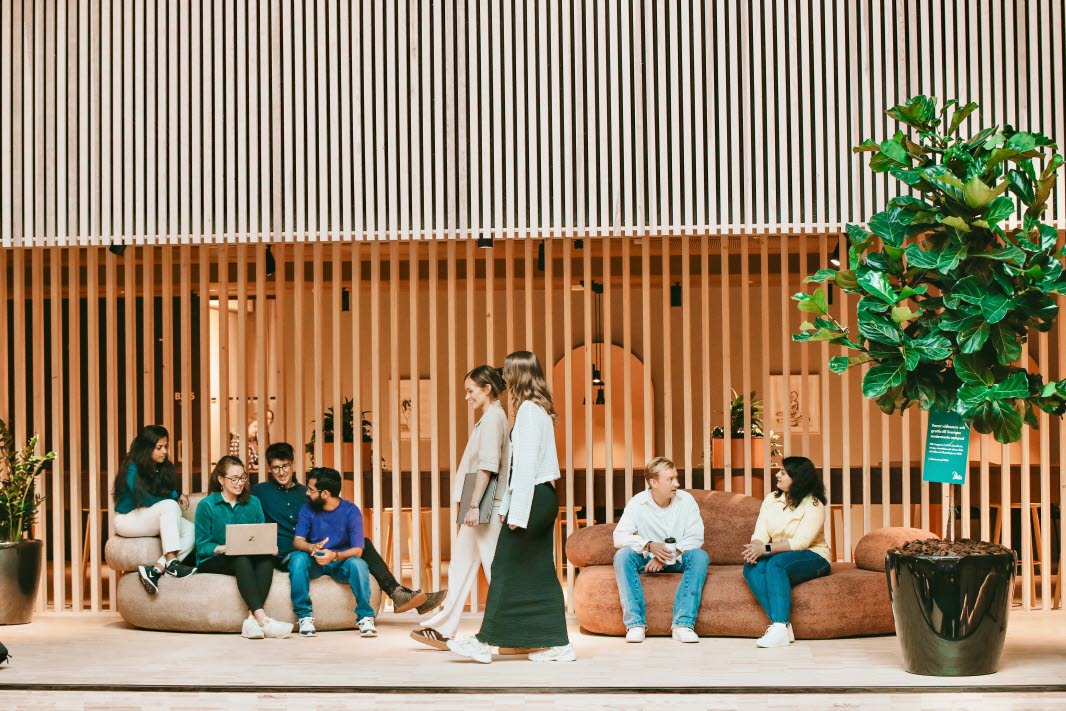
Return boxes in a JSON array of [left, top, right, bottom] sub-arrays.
[[194, 456, 293, 639], [111, 425, 197, 595]]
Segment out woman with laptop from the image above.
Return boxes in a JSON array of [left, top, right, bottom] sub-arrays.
[[410, 365, 510, 650], [447, 351, 575, 663], [194, 455, 294, 639], [112, 425, 197, 595]]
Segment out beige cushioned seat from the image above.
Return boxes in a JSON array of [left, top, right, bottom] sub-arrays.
[[105, 492, 381, 633]]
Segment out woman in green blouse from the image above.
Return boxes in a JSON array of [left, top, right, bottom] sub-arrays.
[[194, 455, 293, 639]]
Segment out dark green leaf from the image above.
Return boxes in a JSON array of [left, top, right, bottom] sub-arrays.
[[862, 360, 908, 398], [937, 239, 968, 273], [886, 95, 938, 130], [889, 167, 925, 189], [868, 207, 915, 247], [947, 101, 979, 135], [1037, 223, 1058, 251], [793, 289, 830, 315], [829, 354, 873, 373], [980, 292, 1012, 324], [966, 399, 1023, 444], [993, 371, 1031, 399], [880, 138, 911, 165], [984, 195, 1016, 231], [1007, 169, 1036, 203], [804, 269, 838, 284], [973, 244, 1026, 265], [908, 332, 953, 361], [853, 138, 880, 153], [954, 353, 994, 386], [857, 270, 898, 304], [888, 195, 936, 212], [959, 321, 991, 353], [904, 243, 940, 269], [923, 166, 966, 202], [858, 316, 903, 345], [989, 324, 1023, 365], [901, 347, 921, 371]]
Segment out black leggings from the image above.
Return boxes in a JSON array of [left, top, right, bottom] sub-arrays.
[[198, 554, 275, 612]]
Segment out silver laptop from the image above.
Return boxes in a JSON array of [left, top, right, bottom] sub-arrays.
[[225, 523, 278, 556]]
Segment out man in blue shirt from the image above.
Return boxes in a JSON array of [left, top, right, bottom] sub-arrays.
[[289, 467, 378, 637], [253, 443, 445, 619]]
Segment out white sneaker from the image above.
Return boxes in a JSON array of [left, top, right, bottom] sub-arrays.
[[263, 618, 294, 639], [756, 623, 790, 648], [357, 616, 377, 638], [625, 627, 646, 643], [786, 623, 795, 643], [672, 626, 699, 643], [241, 617, 265, 639], [446, 636, 493, 664], [528, 644, 576, 662], [298, 616, 317, 637]]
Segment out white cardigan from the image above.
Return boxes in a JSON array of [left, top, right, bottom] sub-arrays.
[[500, 400, 561, 528]]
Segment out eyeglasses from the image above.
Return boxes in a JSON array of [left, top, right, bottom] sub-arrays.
[[269, 463, 293, 474], [223, 475, 249, 484]]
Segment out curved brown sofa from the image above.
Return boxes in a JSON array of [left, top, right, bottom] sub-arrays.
[[565, 490, 936, 639], [105, 493, 381, 632]]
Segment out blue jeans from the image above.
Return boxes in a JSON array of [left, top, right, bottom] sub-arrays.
[[289, 551, 375, 621], [742, 549, 830, 624], [613, 547, 710, 630]]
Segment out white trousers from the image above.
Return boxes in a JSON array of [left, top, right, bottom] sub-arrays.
[[422, 513, 502, 638], [113, 499, 196, 569]]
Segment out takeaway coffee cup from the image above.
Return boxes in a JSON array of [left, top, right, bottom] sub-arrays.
[[664, 537, 677, 564]]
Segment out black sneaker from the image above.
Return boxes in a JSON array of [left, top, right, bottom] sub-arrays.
[[390, 586, 428, 613], [164, 559, 197, 578], [415, 589, 447, 615], [138, 565, 163, 594]]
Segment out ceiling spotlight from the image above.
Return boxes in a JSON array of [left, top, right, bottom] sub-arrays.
[[670, 282, 682, 308], [477, 236, 494, 249], [108, 243, 127, 257], [829, 243, 841, 267], [594, 387, 606, 406], [591, 366, 605, 387], [265, 245, 277, 276]]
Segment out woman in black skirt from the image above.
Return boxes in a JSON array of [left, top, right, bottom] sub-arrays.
[[447, 350, 575, 663]]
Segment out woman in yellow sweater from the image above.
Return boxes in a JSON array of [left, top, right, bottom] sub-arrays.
[[741, 456, 831, 648]]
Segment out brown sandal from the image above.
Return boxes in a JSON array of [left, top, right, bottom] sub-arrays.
[[410, 627, 450, 650]]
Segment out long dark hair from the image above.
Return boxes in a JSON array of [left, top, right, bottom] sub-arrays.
[[113, 425, 178, 507], [208, 455, 252, 504], [773, 456, 827, 509]]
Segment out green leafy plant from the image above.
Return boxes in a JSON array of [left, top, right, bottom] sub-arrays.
[[305, 398, 373, 457], [710, 390, 783, 459], [0, 418, 56, 542], [793, 95, 1065, 443]]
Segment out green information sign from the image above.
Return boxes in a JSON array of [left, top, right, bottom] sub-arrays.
[[923, 409, 970, 484]]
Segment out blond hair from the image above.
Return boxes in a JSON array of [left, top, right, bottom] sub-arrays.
[[644, 456, 676, 485], [502, 350, 557, 422]]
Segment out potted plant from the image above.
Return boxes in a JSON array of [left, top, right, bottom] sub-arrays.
[[0, 418, 56, 624], [708, 389, 782, 469], [793, 95, 1064, 675], [305, 398, 374, 471]]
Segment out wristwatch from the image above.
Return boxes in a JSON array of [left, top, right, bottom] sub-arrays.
[[765, 543, 772, 553]]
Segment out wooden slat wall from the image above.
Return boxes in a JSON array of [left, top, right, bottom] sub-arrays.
[[5, 236, 1065, 615], [2, 0, 1065, 246]]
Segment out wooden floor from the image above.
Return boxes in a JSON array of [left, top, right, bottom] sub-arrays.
[[1, 611, 1065, 709]]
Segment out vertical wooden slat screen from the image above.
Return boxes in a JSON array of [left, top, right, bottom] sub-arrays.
[[4, 1, 1065, 246], [3, 235, 1066, 613]]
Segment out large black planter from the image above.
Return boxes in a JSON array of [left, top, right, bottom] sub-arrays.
[[886, 550, 1015, 676], [0, 540, 43, 625]]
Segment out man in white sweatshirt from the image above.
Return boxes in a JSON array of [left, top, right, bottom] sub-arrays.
[[613, 457, 708, 643]]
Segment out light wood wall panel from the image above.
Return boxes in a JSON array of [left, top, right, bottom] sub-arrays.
[[5, 236, 1065, 614], [3, 1, 1065, 246]]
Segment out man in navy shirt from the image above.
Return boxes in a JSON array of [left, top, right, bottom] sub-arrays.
[[253, 443, 445, 619], [289, 467, 377, 637]]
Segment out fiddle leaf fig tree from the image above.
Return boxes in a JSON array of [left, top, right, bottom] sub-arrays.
[[793, 95, 1066, 444]]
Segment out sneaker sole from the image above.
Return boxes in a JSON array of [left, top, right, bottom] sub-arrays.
[[138, 571, 159, 595], [414, 597, 446, 615], [165, 567, 197, 578], [360, 632, 378, 638], [393, 591, 428, 613], [529, 653, 576, 662], [410, 630, 449, 650], [300, 631, 317, 637]]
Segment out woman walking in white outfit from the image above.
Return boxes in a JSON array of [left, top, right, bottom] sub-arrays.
[[411, 365, 509, 649]]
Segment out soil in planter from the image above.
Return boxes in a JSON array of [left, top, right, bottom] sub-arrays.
[[892, 538, 1012, 557]]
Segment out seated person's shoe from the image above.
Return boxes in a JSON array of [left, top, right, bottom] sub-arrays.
[[138, 565, 162, 595], [164, 559, 197, 578], [263, 619, 294, 639], [625, 627, 646, 643], [415, 589, 448, 615], [298, 617, 317, 637], [446, 636, 492, 664], [671, 627, 699, 643], [390, 586, 428, 613], [528, 644, 576, 662], [755, 623, 790, 648], [357, 617, 378, 638], [242, 617, 265, 639], [410, 627, 450, 650], [787, 623, 795, 643]]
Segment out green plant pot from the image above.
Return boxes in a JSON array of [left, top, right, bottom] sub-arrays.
[[0, 539, 43, 624], [886, 550, 1015, 676]]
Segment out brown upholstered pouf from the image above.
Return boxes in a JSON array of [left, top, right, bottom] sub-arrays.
[[853, 526, 939, 572], [573, 562, 895, 639]]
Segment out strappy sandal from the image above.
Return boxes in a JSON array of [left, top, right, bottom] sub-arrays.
[[410, 627, 450, 650]]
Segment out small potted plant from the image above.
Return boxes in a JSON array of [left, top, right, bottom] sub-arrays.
[[709, 389, 782, 470], [0, 418, 56, 625], [306, 398, 374, 471], [793, 95, 1064, 675]]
